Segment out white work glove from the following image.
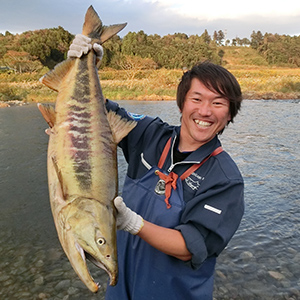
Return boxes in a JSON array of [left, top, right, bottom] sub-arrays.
[[67, 34, 104, 63], [114, 196, 144, 235]]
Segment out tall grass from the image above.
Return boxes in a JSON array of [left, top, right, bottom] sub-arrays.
[[1, 67, 299, 103], [228, 67, 300, 99]]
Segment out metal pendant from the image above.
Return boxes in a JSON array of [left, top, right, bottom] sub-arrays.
[[155, 179, 166, 195]]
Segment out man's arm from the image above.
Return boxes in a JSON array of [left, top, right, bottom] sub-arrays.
[[138, 220, 192, 261], [114, 196, 192, 261]]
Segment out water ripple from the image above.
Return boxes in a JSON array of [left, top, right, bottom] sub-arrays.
[[0, 101, 299, 299]]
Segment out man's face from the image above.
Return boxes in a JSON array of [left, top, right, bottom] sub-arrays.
[[179, 78, 231, 152]]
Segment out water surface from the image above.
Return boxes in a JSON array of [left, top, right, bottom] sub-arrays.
[[0, 100, 299, 299]]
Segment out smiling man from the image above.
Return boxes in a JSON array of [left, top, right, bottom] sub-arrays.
[[179, 78, 231, 151], [104, 62, 244, 300], [177, 62, 241, 151], [67, 36, 244, 300]]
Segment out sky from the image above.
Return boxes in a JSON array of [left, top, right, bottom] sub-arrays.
[[1, 0, 299, 40]]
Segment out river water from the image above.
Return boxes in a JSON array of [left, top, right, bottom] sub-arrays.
[[0, 100, 299, 299]]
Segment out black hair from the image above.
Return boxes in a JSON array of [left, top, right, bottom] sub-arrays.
[[176, 61, 242, 133]]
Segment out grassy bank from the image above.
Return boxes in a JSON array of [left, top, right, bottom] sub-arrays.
[[0, 67, 299, 105]]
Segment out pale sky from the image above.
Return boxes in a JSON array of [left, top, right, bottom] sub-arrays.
[[1, 0, 299, 40]]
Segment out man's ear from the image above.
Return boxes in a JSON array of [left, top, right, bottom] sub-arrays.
[[227, 112, 232, 122]]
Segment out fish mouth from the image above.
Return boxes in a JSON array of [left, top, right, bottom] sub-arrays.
[[85, 252, 117, 286], [75, 242, 117, 287]]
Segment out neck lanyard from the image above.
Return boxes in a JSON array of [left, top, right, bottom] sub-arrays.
[[156, 137, 223, 208]]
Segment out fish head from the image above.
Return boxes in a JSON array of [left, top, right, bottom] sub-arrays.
[[60, 196, 118, 292]]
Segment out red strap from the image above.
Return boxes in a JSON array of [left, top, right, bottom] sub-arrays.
[[155, 170, 178, 209], [158, 137, 172, 169], [156, 138, 223, 209], [180, 146, 223, 180]]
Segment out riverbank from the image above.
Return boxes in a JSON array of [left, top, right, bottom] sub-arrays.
[[0, 67, 299, 106], [0, 100, 29, 108], [1, 91, 299, 108]]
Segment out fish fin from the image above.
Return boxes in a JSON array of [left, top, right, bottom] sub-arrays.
[[99, 24, 127, 44], [37, 103, 56, 128], [82, 5, 103, 38], [51, 156, 67, 200], [82, 5, 126, 43], [40, 59, 75, 91], [107, 111, 137, 144]]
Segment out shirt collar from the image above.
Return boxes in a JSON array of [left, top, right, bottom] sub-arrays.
[[171, 128, 221, 163]]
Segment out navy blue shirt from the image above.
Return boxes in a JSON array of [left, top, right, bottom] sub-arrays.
[[106, 100, 244, 269]]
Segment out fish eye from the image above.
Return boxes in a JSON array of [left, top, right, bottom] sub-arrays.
[[97, 238, 106, 245]]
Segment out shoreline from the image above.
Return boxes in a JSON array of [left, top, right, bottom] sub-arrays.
[[1, 92, 299, 108], [242, 92, 300, 101], [0, 100, 30, 108], [0, 91, 300, 108]]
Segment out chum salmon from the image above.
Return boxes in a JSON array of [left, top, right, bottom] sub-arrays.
[[38, 5, 136, 293]]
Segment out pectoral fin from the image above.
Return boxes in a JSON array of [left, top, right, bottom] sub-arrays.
[[107, 111, 137, 144], [51, 156, 67, 200], [37, 103, 56, 128]]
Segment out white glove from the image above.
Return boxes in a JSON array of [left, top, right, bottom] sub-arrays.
[[114, 196, 144, 235], [67, 34, 104, 62]]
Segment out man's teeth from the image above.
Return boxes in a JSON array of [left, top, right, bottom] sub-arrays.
[[194, 120, 211, 127]]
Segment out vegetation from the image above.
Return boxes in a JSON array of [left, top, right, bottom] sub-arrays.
[[0, 28, 299, 104]]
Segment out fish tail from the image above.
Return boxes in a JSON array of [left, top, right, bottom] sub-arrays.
[[82, 6, 103, 40], [82, 5, 127, 44]]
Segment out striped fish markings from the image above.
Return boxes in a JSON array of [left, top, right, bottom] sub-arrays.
[[38, 6, 136, 293]]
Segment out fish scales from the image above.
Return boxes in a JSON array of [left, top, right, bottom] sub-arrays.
[[54, 52, 113, 196], [68, 56, 97, 191], [38, 5, 133, 293]]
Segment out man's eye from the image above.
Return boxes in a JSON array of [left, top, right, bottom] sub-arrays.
[[214, 101, 227, 106]]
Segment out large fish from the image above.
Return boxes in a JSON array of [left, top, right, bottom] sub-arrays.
[[38, 6, 136, 293]]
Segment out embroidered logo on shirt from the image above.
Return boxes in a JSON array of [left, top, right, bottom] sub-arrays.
[[185, 172, 204, 191], [127, 112, 145, 121]]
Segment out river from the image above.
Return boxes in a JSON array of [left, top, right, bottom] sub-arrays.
[[0, 100, 299, 299]]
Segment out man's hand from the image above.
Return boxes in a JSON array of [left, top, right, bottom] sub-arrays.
[[114, 196, 144, 235], [67, 34, 104, 65], [114, 197, 192, 261]]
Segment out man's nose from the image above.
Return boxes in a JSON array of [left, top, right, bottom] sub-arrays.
[[198, 102, 212, 116]]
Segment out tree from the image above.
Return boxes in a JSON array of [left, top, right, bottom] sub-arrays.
[[213, 30, 225, 45], [18, 27, 74, 68], [200, 30, 211, 44], [101, 35, 123, 67], [250, 31, 264, 49], [257, 33, 300, 66], [114, 55, 158, 88], [5, 31, 13, 37]]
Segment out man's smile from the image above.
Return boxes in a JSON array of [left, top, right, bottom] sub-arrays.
[[194, 119, 212, 127]]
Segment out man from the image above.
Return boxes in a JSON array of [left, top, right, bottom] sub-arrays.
[[68, 36, 244, 299]]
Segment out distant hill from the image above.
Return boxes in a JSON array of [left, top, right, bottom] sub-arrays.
[[222, 46, 269, 68]]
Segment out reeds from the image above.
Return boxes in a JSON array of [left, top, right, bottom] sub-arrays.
[[1, 67, 299, 103]]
